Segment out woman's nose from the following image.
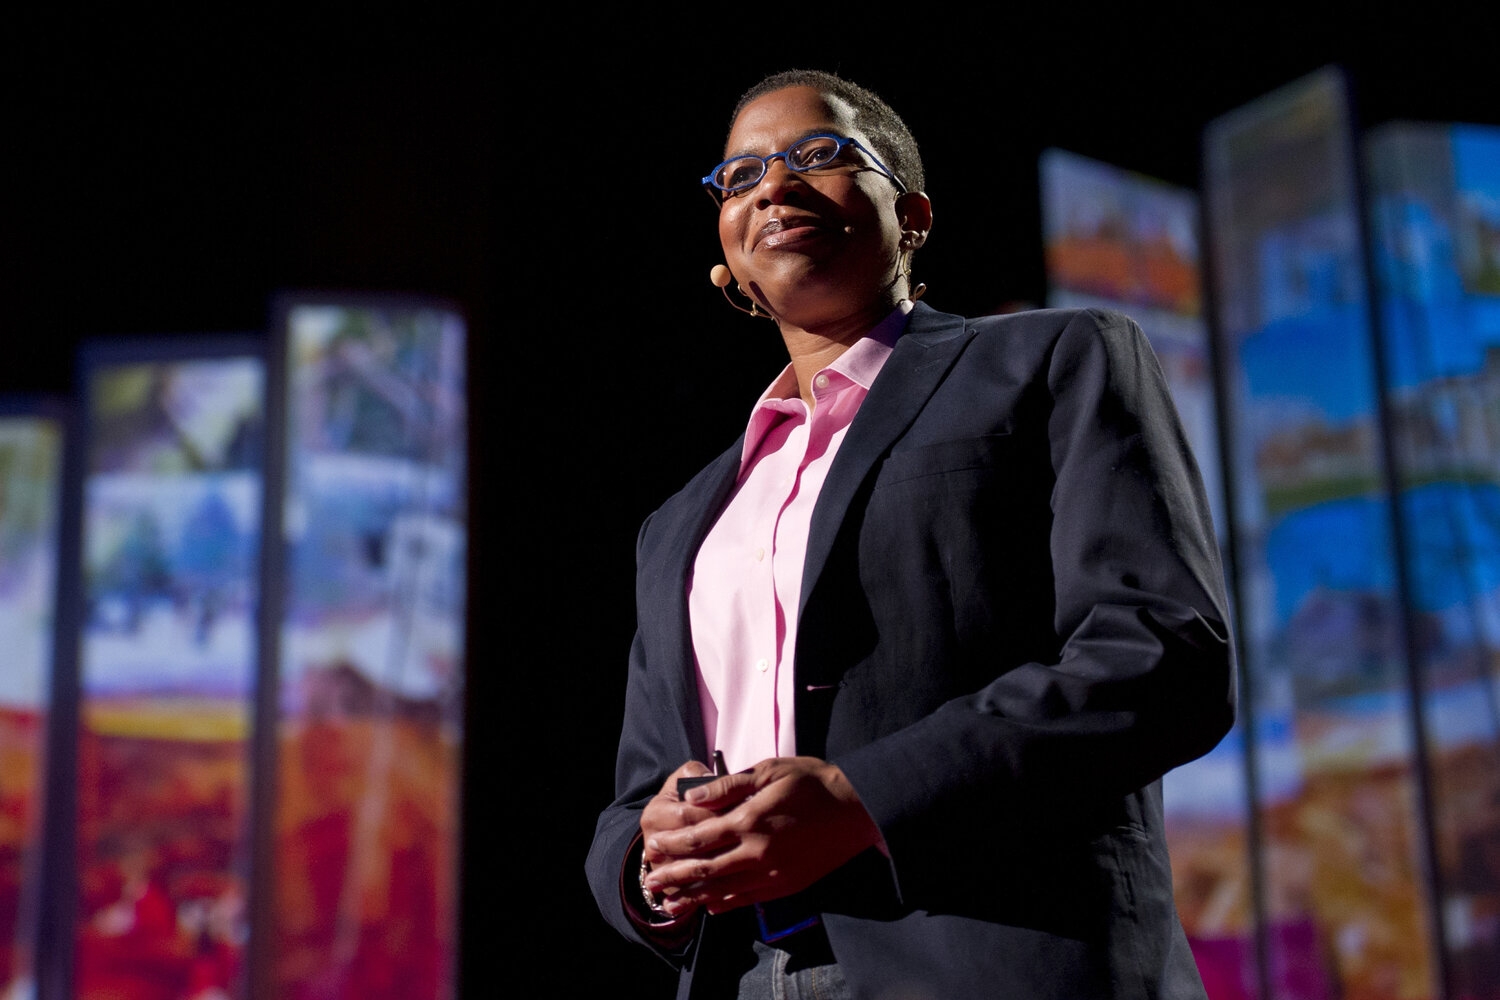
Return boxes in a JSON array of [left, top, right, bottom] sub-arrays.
[[754, 157, 806, 206]]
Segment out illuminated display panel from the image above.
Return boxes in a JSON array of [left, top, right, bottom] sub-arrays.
[[1040, 148, 1225, 542], [72, 343, 265, 1000], [1205, 67, 1439, 999], [1366, 120, 1500, 999], [0, 404, 65, 999], [1041, 147, 1255, 999], [269, 297, 466, 1000]]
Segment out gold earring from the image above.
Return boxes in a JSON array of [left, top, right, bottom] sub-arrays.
[[897, 242, 926, 302]]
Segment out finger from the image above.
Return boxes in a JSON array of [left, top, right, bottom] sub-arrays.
[[659, 891, 704, 919], [642, 781, 726, 842], [670, 868, 781, 914], [641, 813, 721, 866], [652, 802, 751, 852], [643, 854, 719, 896], [677, 760, 714, 780], [681, 770, 757, 807], [643, 798, 720, 832], [652, 761, 713, 802], [644, 828, 774, 897]]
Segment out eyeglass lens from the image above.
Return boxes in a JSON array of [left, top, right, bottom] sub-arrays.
[[715, 136, 844, 192]]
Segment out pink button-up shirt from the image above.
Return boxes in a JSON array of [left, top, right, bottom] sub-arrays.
[[688, 304, 910, 774]]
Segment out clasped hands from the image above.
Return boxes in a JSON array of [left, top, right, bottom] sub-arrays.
[[639, 755, 881, 921]]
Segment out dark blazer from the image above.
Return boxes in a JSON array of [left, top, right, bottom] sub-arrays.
[[586, 304, 1236, 1000]]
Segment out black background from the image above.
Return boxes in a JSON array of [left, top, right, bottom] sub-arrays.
[[5, 7, 1499, 997]]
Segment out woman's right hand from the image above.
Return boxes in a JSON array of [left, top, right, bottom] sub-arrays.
[[639, 760, 739, 919]]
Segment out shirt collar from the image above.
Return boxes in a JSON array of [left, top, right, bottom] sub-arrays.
[[756, 301, 911, 405], [740, 301, 912, 467]]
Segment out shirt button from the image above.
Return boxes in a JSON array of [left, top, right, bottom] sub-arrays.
[[754, 547, 765, 561], [755, 658, 769, 672], [814, 373, 830, 390]]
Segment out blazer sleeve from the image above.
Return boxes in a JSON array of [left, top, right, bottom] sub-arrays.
[[585, 465, 731, 965], [585, 634, 712, 960], [830, 308, 1235, 897]]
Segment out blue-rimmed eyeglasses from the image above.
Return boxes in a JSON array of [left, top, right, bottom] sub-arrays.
[[701, 133, 906, 204]]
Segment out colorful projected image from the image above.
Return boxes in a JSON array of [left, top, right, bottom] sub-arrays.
[[274, 301, 465, 1000], [1367, 120, 1500, 998], [1206, 68, 1438, 999], [1042, 146, 1203, 315], [1456, 133, 1500, 300], [1040, 147, 1225, 538], [1041, 148, 1254, 998], [0, 412, 63, 999], [74, 355, 264, 1000]]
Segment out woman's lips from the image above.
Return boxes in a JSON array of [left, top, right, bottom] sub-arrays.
[[755, 215, 835, 250]]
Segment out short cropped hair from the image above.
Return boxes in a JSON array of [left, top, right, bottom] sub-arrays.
[[730, 69, 926, 195]]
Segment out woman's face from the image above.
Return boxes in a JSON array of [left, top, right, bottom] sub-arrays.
[[716, 86, 909, 328]]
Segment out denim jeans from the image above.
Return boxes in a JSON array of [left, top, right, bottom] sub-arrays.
[[735, 936, 852, 1000]]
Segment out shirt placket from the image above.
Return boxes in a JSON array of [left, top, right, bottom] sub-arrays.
[[766, 415, 810, 760]]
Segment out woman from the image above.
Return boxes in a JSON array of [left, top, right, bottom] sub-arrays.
[[586, 68, 1235, 1000]]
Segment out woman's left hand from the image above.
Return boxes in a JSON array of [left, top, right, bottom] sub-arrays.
[[642, 756, 882, 915]]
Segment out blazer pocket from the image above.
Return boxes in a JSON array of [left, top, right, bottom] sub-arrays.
[[873, 433, 1013, 489]]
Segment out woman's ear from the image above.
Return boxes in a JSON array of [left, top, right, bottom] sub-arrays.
[[896, 191, 933, 244]]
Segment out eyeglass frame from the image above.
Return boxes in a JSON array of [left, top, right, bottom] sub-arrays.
[[701, 133, 908, 204]]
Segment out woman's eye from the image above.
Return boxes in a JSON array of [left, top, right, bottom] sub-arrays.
[[725, 162, 761, 188], [797, 144, 836, 167]]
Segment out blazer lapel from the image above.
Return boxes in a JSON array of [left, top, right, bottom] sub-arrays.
[[639, 440, 744, 760], [800, 304, 974, 614]]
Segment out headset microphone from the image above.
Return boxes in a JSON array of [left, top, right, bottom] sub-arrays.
[[709, 265, 771, 319]]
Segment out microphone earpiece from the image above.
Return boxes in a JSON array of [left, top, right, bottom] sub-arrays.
[[709, 264, 772, 320]]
